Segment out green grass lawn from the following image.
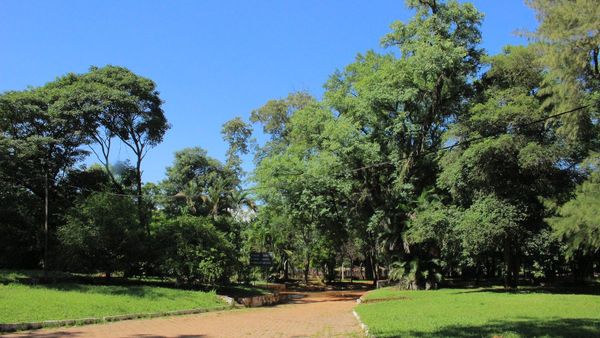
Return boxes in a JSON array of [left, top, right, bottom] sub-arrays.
[[0, 283, 226, 323], [356, 287, 600, 338]]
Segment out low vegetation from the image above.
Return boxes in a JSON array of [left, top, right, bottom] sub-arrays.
[[356, 287, 600, 337], [0, 283, 225, 324]]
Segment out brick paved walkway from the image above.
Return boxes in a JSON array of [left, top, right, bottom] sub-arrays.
[[3, 290, 365, 338]]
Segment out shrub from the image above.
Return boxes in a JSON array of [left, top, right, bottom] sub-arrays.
[[58, 192, 144, 277], [153, 215, 235, 285]]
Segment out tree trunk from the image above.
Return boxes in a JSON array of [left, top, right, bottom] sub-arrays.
[[283, 259, 289, 281], [303, 254, 310, 284], [364, 254, 374, 280], [135, 157, 148, 235], [573, 252, 595, 282], [504, 239, 518, 288], [43, 171, 49, 277]]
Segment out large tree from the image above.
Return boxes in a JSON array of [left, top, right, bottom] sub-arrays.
[[0, 83, 89, 271], [322, 0, 483, 285], [58, 66, 170, 232]]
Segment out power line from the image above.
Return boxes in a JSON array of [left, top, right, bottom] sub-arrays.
[[239, 104, 593, 192], [343, 104, 592, 174]]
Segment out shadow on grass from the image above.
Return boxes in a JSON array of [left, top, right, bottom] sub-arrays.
[[456, 285, 600, 296], [376, 318, 600, 338], [215, 285, 270, 298], [2, 269, 268, 300], [36, 283, 169, 299]]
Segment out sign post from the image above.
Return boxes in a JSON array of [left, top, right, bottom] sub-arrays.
[[249, 252, 273, 287]]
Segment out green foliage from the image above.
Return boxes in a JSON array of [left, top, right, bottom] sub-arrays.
[[458, 195, 525, 259], [221, 117, 253, 176], [548, 170, 600, 257], [0, 183, 40, 268], [161, 147, 238, 217], [58, 192, 144, 276], [152, 215, 236, 285], [527, 0, 599, 152], [250, 91, 314, 140], [389, 258, 442, 290], [1, 0, 598, 289]]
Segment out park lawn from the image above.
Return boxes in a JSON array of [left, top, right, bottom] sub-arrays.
[[356, 287, 600, 338], [0, 283, 226, 323]]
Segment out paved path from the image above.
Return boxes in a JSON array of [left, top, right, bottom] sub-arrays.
[[3, 290, 365, 338]]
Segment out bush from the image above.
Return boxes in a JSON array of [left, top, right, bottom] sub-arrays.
[[58, 192, 144, 277], [152, 215, 236, 285]]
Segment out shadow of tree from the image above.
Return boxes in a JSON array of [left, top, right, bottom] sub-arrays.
[[37, 283, 165, 299], [375, 318, 600, 338], [456, 285, 600, 296]]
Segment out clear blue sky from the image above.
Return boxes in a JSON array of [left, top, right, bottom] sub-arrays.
[[0, 0, 537, 183]]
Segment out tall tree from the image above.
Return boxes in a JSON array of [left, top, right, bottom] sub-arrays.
[[323, 0, 483, 286], [527, 0, 599, 152], [548, 156, 600, 280], [77, 66, 169, 232], [221, 117, 253, 181], [0, 83, 89, 271], [438, 45, 581, 287]]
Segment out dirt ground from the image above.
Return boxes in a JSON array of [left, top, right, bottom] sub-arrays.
[[2, 290, 366, 338]]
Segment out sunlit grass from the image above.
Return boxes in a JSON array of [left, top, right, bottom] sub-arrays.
[[0, 283, 226, 323], [356, 287, 600, 337]]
